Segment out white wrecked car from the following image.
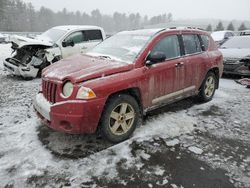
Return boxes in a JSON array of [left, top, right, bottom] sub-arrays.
[[3, 25, 106, 78]]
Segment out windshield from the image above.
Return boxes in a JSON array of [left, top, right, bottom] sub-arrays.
[[87, 33, 151, 63], [41, 28, 67, 42], [220, 37, 250, 49]]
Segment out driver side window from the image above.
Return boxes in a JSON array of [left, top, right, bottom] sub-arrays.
[[65, 31, 85, 44], [151, 35, 181, 60]]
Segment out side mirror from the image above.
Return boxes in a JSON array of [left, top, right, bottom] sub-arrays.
[[146, 51, 166, 65], [62, 40, 74, 47]]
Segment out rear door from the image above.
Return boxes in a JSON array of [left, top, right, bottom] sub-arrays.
[[80, 30, 103, 53], [181, 34, 208, 92], [145, 35, 184, 106]]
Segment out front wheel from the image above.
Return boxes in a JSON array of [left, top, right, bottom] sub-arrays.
[[198, 72, 217, 102], [100, 94, 141, 143]]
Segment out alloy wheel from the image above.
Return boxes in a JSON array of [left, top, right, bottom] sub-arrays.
[[204, 76, 215, 98], [109, 103, 135, 136]]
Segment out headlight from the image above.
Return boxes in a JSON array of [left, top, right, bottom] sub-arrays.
[[62, 81, 74, 98], [76, 86, 96, 99]]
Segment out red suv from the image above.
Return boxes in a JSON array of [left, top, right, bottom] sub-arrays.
[[34, 28, 223, 143]]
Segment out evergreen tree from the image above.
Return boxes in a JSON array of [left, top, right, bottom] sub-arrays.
[[215, 21, 224, 31], [0, 0, 7, 30], [238, 23, 247, 31], [0, 0, 174, 33], [227, 22, 235, 31], [206, 24, 212, 32]]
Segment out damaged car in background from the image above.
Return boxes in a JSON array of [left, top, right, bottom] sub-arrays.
[[219, 36, 250, 76], [3, 25, 106, 79], [211, 30, 235, 46]]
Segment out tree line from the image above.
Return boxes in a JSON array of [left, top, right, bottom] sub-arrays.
[[206, 21, 248, 32], [0, 0, 173, 32]]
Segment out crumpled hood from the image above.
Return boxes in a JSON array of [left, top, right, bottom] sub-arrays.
[[10, 35, 53, 48], [220, 48, 250, 59], [42, 54, 134, 83]]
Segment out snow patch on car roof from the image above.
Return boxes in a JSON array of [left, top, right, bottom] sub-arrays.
[[52, 25, 103, 32], [118, 28, 165, 36]]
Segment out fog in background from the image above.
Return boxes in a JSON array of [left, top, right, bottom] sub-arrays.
[[0, 0, 249, 32], [22, 0, 250, 20]]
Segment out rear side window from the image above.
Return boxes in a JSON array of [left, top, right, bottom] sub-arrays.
[[183, 34, 202, 55], [85, 30, 103, 41], [151, 35, 181, 60], [200, 35, 209, 51]]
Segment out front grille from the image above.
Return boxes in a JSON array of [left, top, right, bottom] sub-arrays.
[[42, 80, 57, 104]]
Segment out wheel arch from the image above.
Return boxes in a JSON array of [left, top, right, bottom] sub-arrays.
[[200, 67, 220, 90], [106, 87, 143, 113], [97, 87, 142, 124], [208, 67, 220, 89]]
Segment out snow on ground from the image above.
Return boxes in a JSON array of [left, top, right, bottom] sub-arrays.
[[0, 43, 11, 71], [0, 43, 249, 188]]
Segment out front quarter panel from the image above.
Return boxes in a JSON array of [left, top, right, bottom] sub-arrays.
[[81, 67, 151, 109]]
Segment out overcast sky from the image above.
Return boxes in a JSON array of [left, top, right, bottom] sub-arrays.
[[22, 0, 250, 20]]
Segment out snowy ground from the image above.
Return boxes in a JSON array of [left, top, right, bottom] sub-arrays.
[[0, 43, 249, 188]]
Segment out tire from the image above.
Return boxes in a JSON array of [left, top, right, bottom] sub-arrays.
[[198, 71, 217, 102], [37, 61, 50, 78], [100, 94, 141, 143]]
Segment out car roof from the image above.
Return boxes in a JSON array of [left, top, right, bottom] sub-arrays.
[[118, 28, 165, 36], [52, 25, 103, 32]]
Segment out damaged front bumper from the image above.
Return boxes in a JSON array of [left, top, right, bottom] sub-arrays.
[[223, 61, 250, 76], [34, 93, 106, 134], [3, 57, 40, 78]]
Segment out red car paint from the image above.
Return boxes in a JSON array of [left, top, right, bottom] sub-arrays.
[[34, 28, 223, 134]]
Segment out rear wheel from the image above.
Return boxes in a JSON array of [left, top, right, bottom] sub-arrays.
[[100, 94, 141, 143], [198, 72, 217, 102]]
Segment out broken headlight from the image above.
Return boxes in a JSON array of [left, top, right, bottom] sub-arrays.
[[30, 56, 43, 67]]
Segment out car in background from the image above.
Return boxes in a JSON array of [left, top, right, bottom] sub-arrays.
[[0, 33, 7, 43], [239, 30, 250, 36], [211, 30, 235, 46], [34, 27, 223, 143], [3, 25, 106, 79], [220, 36, 250, 76]]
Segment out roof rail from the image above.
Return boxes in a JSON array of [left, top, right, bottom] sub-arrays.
[[168, 26, 205, 31]]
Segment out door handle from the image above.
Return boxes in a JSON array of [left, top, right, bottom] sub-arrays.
[[175, 62, 184, 68]]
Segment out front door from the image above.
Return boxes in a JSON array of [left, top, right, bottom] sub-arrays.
[[61, 31, 84, 58], [145, 35, 183, 106]]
